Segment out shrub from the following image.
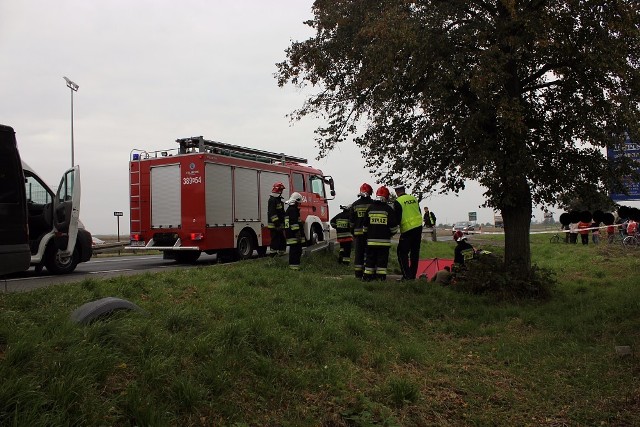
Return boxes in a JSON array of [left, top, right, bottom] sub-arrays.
[[452, 252, 556, 300]]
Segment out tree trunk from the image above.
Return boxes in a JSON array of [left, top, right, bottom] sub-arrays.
[[500, 181, 533, 278]]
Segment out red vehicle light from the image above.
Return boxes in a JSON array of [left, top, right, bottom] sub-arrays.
[[131, 233, 141, 241], [190, 233, 203, 241]]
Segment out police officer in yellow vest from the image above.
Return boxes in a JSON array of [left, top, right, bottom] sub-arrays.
[[393, 184, 423, 280]]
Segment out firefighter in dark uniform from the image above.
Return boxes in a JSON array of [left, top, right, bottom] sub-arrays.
[[330, 204, 353, 265], [393, 184, 423, 280], [267, 182, 287, 255], [362, 186, 398, 281], [349, 183, 373, 278], [284, 192, 304, 270]]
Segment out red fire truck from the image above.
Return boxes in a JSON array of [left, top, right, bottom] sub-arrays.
[[126, 136, 335, 262]]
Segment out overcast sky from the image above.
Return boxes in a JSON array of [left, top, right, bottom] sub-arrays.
[[2, 1, 636, 236]]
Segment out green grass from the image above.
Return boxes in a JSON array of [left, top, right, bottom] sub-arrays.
[[1, 238, 639, 426]]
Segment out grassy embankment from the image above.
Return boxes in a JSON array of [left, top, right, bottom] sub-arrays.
[[1, 234, 639, 426]]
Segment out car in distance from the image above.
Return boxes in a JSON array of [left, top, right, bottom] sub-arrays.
[[451, 221, 475, 235]]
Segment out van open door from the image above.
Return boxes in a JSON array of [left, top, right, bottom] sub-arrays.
[[52, 166, 81, 258]]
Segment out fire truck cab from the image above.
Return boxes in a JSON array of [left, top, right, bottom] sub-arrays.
[[127, 136, 335, 262]]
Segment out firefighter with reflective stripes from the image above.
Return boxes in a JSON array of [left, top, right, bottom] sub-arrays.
[[267, 182, 287, 255], [349, 183, 373, 278], [330, 204, 353, 265], [362, 186, 398, 281], [284, 192, 304, 270]]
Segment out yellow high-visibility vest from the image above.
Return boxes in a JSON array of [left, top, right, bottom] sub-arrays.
[[396, 194, 422, 233]]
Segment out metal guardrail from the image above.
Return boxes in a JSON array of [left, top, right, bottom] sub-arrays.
[[92, 242, 127, 254]]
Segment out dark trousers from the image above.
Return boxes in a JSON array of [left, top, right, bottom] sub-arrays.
[[288, 243, 303, 269], [338, 241, 352, 264], [580, 234, 589, 245], [353, 235, 367, 278], [269, 228, 286, 251], [570, 233, 578, 244], [363, 245, 390, 281], [397, 227, 422, 280]]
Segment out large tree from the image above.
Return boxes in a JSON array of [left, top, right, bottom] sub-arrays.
[[277, 0, 640, 276]]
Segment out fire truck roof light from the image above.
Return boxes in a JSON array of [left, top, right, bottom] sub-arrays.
[[132, 153, 140, 160]]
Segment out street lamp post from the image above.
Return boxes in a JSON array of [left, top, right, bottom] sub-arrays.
[[63, 76, 79, 168]]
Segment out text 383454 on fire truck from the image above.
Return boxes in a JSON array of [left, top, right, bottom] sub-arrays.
[[125, 136, 336, 263]]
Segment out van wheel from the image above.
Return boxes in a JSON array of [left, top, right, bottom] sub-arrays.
[[44, 244, 80, 274], [236, 230, 256, 260]]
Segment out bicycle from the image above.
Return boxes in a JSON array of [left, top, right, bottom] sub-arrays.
[[550, 228, 568, 244], [622, 233, 639, 248]]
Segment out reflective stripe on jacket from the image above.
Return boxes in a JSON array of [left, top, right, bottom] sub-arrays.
[[363, 201, 398, 246], [267, 195, 285, 229], [350, 196, 372, 235], [285, 204, 304, 245]]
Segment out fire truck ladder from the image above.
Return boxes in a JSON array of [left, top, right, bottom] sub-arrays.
[[175, 136, 308, 164], [129, 149, 147, 240]]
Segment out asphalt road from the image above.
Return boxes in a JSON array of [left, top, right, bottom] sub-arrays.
[[0, 253, 222, 293]]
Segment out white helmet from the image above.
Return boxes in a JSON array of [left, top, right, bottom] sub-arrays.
[[286, 192, 303, 204]]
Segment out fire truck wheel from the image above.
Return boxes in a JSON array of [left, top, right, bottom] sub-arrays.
[[44, 244, 80, 275], [308, 224, 324, 246], [173, 251, 201, 264], [236, 229, 256, 260]]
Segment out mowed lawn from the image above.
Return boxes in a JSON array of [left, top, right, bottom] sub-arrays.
[[1, 235, 639, 426]]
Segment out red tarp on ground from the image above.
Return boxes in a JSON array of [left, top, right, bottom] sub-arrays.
[[417, 258, 455, 279]]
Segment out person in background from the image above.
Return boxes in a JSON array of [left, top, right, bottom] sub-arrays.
[[430, 266, 452, 285], [362, 186, 398, 281], [591, 220, 600, 244], [393, 184, 423, 280], [330, 204, 353, 265], [423, 206, 438, 242], [569, 221, 579, 244], [577, 219, 590, 245], [606, 223, 616, 243], [453, 231, 475, 266], [349, 183, 374, 279], [267, 182, 287, 255], [284, 192, 304, 270], [627, 218, 638, 236]]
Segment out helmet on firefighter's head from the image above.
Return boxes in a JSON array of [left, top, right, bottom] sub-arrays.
[[287, 192, 303, 205], [453, 230, 464, 242], [375, 186, 390, 201], [272, 182, 285, 194], [359, 183, 373, 197], [340, 204, 352, 211]]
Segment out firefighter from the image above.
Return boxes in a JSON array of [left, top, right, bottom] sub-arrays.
[[393, 184, 423, 280], [267, 181, 286, 255], [362, 186, 398, 281], [284, 192, 304, 270], [330, 204, 353, 265], [349, 183, 374, 278]]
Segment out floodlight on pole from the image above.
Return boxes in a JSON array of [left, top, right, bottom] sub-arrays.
[[63, 76, 79, 168]]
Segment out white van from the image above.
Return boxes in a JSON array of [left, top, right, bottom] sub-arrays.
[[22, 161, 93, 274]]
